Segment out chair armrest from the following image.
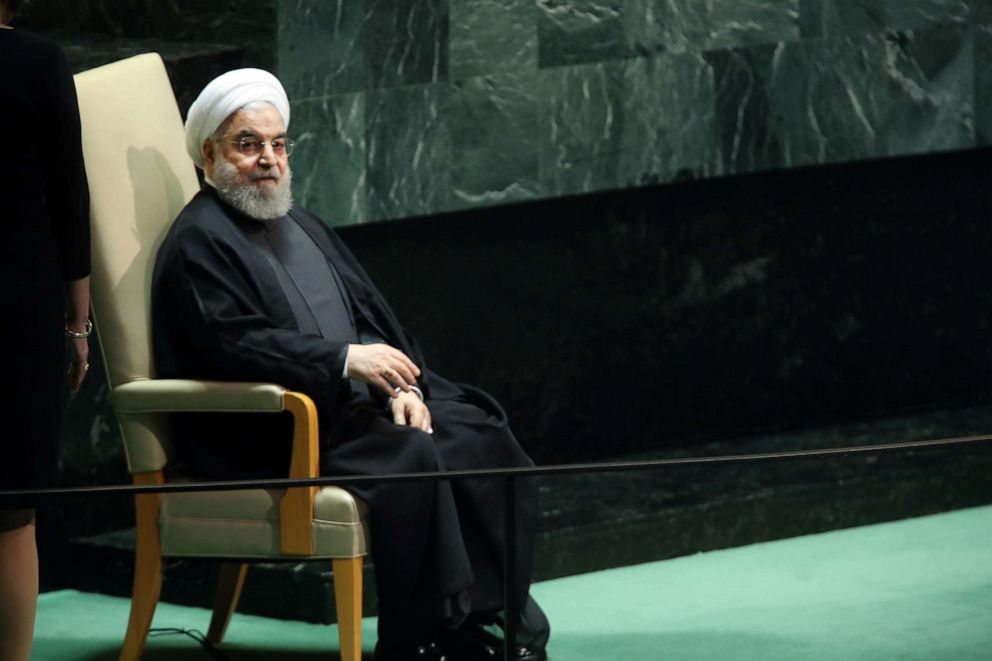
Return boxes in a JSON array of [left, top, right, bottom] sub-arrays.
[[113, 379, 286, 413], [113, 379, 320, 556]]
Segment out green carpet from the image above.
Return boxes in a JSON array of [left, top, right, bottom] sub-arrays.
[[34, 505, 992, 660]]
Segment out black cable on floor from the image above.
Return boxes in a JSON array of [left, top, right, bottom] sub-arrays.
[[148, 627, 232, 660]]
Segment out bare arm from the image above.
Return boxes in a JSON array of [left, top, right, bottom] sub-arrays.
[[65, 276, 90, 392]]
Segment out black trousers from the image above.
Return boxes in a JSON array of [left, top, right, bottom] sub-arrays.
[[320, 389, 538, 651]]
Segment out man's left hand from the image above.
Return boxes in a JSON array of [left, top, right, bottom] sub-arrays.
[[389, 391, 432, 434]]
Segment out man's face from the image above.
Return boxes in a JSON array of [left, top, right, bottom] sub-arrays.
[[205, 104, 288, 192], [204, 103, 294, 220]]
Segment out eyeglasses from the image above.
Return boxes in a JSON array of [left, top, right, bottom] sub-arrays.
[[228, 137, 296, 157]]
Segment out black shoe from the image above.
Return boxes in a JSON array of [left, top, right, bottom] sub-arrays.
[[441, 624, 546, 661], [374, 640, 448, 661], [513, 644, 546, 661]]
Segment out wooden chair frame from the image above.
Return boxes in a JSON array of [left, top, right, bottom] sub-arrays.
[[113, 387, 363, 661]]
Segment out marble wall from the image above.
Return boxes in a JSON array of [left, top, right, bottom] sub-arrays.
[[278, 0, 991, 226], [20, 1, 990, 225]]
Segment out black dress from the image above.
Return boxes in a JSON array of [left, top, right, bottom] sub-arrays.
[[0, 28, 90, 507]]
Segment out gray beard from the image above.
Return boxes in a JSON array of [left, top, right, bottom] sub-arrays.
[[212, 159, 294, 220]]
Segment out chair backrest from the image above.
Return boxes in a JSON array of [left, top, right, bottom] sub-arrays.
[[74, 53, 201, 472]]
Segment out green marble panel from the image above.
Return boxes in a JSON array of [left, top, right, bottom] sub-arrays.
[[291, 94, 367, 226], [709, 27, 974, 174], [883, 0, 974, 31], [881, 27, 974, 157], [277, 0, 366, 99], [539, 52, 718, 197], [538, 61, 625, 196], [449, 72, 542, 209], [977, 26, 992, 146], [366, 84, 452, 221], [537, 0, 798, 67], [774, 37, 890, 165], [625, 0, 800, 56], [799, 0, 888, 37], [366, 0, 449, 89], [800, 0, 973, 38], [537, 0, 628, 67], [617, 54, 719, 186], [704, 45, 782, 175], [450, 0, 537, 79]]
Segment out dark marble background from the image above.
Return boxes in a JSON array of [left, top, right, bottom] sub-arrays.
[[18, 0, 276, 69], [346, 147, 992, 464]]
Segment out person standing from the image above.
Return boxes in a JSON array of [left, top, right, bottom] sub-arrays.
[[0, 1, 91, 658]]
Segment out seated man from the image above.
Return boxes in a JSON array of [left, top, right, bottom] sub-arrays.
[[151, 69, 547, 661]]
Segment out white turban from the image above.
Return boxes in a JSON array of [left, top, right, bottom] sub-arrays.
[[184, 68, 291, 169]]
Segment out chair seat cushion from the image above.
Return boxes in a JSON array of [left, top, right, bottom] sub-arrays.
[[159, 486, 368, 559]]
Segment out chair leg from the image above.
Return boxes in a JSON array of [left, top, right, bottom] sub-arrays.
[[119, 488, 163, 661], [332, 557, 363, 661], [206, 562, 248, 644]]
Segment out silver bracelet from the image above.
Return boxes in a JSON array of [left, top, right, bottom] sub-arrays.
[[393, 385, 424, 401], [65, 318, 93, 339]]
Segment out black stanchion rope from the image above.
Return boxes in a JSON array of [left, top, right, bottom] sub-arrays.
[[2, 433, 990, 501]]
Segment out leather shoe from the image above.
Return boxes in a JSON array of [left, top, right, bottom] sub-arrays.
[[441, 624, 546, 661], [512, 644, 546, 661], [374, 640, 448, 661]]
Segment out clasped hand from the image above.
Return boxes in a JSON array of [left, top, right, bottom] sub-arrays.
[[389, 390, 432, 433], [347, 343, 431, 433], [347, 342, 421, 398]]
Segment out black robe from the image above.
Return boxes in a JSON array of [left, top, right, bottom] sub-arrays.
[[152, 188, 537, 651]]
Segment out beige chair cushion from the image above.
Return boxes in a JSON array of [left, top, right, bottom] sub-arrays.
[[160, 486, 369, 559], [74, 53, 201, 389]]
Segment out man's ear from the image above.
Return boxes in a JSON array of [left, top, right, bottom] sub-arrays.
[[202, 139, 215, 167], [202, 139, 216, 178]]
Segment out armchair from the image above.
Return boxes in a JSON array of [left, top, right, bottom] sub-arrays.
[[73, 53, 368, 661]]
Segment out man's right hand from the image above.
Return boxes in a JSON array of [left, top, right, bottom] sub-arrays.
[[347, 343, 422, 398]]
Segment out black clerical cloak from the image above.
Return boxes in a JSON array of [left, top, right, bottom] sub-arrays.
[[152, 188, 496, 469], [151, 188, 539, 651]]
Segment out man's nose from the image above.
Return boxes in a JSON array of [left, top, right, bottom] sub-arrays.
[[258, 141, 277, 163]]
